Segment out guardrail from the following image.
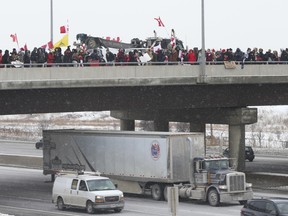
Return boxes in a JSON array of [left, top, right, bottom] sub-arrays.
[[1, 60, 288, 68]]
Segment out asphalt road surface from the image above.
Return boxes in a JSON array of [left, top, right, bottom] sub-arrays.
[[0, 166, 245, 216]]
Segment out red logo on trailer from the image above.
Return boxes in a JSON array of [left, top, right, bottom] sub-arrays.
[[151, 141, 160, 160]]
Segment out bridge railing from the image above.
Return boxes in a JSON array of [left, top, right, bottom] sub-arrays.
[[1, 60, 287, 68]]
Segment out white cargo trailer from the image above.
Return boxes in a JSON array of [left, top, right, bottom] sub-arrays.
[[42, 129, 253, 206]]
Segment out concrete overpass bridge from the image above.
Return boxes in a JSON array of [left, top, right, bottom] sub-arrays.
[[1, 63, 288, 170]]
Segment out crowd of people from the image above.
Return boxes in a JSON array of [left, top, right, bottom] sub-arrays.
[[1, 45, 288, 67]]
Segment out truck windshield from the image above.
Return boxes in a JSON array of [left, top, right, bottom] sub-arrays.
[[87, 179, 116, 191], [204, 160, 229, 171]]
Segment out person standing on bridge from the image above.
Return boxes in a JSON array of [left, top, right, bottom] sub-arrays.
[[106, 48, 115, 66]]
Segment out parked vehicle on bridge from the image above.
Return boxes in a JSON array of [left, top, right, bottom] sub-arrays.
[[52, 171, 124, 213], [241, 198, 288, 216], [75, 31, 185, 51], [223, 146, 255, 162], [42, 129, 253, 206]]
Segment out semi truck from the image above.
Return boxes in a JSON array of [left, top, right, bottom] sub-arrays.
[[42, 129, 253, 206]]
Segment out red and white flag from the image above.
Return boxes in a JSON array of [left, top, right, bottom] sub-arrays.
[[47, 41, 53, 49], [154, 17, 165, 27], [10, 33, 18, 43], [60, 26, 66, 34], [170, 29, 176, 48], [24, 43, 28, 51]]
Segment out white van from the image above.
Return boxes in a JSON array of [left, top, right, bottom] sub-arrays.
[[52, 172, 124, 214]]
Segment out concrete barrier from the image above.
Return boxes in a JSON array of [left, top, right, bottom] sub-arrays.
[[0, 154, 42, 169], [246, 172, 288, 192]]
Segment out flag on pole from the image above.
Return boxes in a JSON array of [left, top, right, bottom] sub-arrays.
[[60, 25, 66, 34], [53, 34, 69, 48], [41, 44, 47, 49], [170, 29, 176, 48], [24, 43, 28, 51], [10, 33, 18, 43], [48, 41, 54, 49], [154, 17, 165, 27]]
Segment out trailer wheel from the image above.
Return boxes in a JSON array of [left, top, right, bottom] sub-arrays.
[[151, 184, 164, 201], [86, 200, 95, 214], [207, 189, 220, 206]]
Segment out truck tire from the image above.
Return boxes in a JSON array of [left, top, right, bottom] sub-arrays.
[[151, 184, 164, 201], [57, 197, 65, 210], [207, 189, 220, 206], [86, 200, 95, 214]]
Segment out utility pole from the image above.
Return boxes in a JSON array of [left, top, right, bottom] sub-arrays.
[[50, 0, 54, 44], [200, 0, 206, 83]]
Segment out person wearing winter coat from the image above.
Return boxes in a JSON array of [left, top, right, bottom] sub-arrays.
[[187, 49, 197, 64]]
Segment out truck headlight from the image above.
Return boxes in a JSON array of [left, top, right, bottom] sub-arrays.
[[95, 195, 104, 203], [219, 185, 227, 190], [120, 194, 124, 201], [246, 183, 252, 188]]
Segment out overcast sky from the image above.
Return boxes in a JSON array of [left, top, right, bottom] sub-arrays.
[[1, 0, 287, 52]]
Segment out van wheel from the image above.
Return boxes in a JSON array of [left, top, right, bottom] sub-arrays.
[[114, 208, 123, 213], [151, 184, 164, 201], [86, 201, 95, 214], [207, 189, 220, 206], [57, 197, 65, 210]]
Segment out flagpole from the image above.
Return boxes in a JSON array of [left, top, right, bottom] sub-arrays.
[[50, 0, 53, 44]]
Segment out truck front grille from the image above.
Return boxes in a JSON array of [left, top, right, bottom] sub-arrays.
[[227, 173, 245, 192], [105, 196, 119, 202]]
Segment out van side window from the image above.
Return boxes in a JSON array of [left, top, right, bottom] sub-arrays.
[[71, 179, 78, 190], [79, 180, 88, 191]]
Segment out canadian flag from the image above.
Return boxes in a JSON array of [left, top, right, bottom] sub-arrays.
[[60, 26, 66, 34], [47, 41, 53, 49], [10, 33, 18, 43], [154, 17, 165, 27]]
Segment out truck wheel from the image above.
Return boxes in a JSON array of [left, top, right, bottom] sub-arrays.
[[57, 197, 65, 210], [86, 201, 95, 214], [151, 184, 164, 201], [207, 189, 220, 206]]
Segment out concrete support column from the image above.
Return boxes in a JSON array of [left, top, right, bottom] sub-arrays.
[[229, 124, 245, 171], [120, 119, 135, 131], [190, 122, 206, 155], [154, 120, 169, 132]]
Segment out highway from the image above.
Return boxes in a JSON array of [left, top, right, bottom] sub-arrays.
[[0, 166, 257, 216], [0, 140, 287, 215]]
